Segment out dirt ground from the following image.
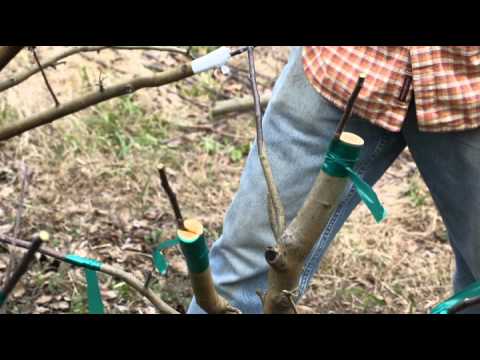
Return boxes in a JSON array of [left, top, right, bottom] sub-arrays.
[[0, 46, 453, 314]]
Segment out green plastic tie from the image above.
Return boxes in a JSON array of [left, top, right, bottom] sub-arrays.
[[322, 139, 387, 223], [157, 238, 180, 251], [153, 238, 180, 275], [64, 254, 104, 314], [85, 269, 104, 314], [65, 254, 102, 271], [431, 280, 480, 314]]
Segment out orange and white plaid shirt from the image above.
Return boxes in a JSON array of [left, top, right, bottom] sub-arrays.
[[303, 46, 480, 132]]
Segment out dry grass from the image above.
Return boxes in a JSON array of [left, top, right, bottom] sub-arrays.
[[0, 46, 453, 314]]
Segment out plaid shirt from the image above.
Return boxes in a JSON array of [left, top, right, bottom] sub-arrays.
[[303, 46, 480, 132]]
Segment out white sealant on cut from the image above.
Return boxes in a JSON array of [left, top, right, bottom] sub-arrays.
[[191, 47, 231, 74]]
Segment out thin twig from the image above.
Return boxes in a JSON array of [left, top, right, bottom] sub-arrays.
[[247, 46, 285, 241], [334, 74, 366, 139], [0, 236, 43, 306], [29, 47, 60, 107], [97, 70, 105, 92], [158, 167, 185, 230], [1, 163, 31, 299]]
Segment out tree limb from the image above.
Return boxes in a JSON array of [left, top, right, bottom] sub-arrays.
[[0, 46, 190, 93], [158, 168, 240, 314], [0, 63, 194, 141]]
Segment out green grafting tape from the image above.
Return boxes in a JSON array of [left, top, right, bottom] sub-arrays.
[[64, 255, 104, 314], [322, 138, 361, 177], [178, 234, 209, 274], [157, 238, 180, 251], [0, 290, 6, 306], [85, 269, 104, 314], [431, 280, 480, 314], [153, 238, 180, 275], [65, 254, 102, 271], [322, 138, 387, 223], [153, 249, 169, 275]]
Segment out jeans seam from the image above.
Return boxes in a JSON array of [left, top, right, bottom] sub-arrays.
[[297, 131, 391, 297]]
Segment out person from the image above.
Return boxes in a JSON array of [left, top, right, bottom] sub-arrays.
[[188, 46, 480, 314]]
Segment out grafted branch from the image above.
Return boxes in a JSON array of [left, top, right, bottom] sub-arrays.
[[159, 167, 240, 314], [259, 74, 367, 313]]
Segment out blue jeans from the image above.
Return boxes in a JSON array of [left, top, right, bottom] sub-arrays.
[[188, 47, 480, 314]]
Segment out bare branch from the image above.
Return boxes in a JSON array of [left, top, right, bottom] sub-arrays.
[[210, 94, 271, 118], [158, 166, 185, 230], [0, 63, 194, 141], [0, 235, 43, 307], [29, 47, 60, 107], [247, 46, 285, 241], [334, 74, 366, 139], [0, 234, 179, 314], [1, 163, 31, 306], [0, 46, 24, 73], [157, 168, 239, 314], [0, 46, 191, 93]]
